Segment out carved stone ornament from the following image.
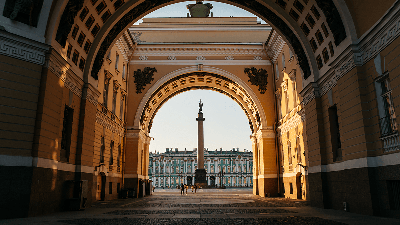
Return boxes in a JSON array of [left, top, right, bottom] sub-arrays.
[[113, 80, 121, 92], [134, 67, 157, 94], [3, 0, 44, 27], [281, 80, 288, 92], [244, 67, 268, 94]]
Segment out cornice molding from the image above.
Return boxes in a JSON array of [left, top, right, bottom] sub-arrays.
[[45, 49, 83, 98], [278, 111, 302, 135], [266, 30, 285, 64], [96, 109, 124, 136], [131, 59, 271, 66], [86, 84, 101, 106], [0, 29, 49, 65], [133, 46, 266, 56]]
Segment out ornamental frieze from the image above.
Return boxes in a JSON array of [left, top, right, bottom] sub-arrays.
[[139, 72, 261, 133], [96, 109, 124, 137]]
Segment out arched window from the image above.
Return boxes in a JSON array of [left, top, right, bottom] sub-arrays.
[[282, 53, 285, 68], [288, 140, 292, 165], [275, 64, 279, 79]]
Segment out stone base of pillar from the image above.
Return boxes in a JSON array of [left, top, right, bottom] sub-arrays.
[[257, 177, 278, 197], [124, 177, 149, 198], [194, 169, 207, 187]]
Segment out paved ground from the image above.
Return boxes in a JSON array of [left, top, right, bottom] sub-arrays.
[[2, 188, 400, 225]]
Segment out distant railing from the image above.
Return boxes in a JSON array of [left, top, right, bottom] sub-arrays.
[[381, 133, 400, 152]]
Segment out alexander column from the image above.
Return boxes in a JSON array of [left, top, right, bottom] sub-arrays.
[[195, 99, 207, 187]]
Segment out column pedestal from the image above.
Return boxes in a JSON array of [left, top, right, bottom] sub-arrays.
[[194, 168, 207, 187]]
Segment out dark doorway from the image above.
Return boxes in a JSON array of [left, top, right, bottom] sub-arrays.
[[187, 176, 192, 185], [296, 174, 302, 199]]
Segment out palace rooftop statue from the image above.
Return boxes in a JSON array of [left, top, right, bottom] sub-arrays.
[[187, 1, 213, 18]]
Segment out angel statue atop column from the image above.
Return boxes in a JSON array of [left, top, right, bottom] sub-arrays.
[[199, 99, 203, 113]]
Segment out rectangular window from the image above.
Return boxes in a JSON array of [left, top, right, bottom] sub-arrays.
[[290, 183, 293, 194], [301, 22, 310, 36], [85, 15, 95, 29], [115, 53, 119, 71], [67, 44, 72, 58], [96, 1, 107, 15], [91, 24, 100, 37], [101, 10, 111, 23], [114, 0, 125, 10], [79, 57, 85, 71], [110, 141, 114, 165], [71, 25, 79, 39], [293, 0, 304, 13], [100, 136, 105, 163], [61, 105, 74, 162], [306, 14, 315, 28], [315, 30, 324, 45], [109, 182, 112, 194], [377, 76, 397, 137], [119, 97, 124, 120], [329, 105, 342, 161], [84, 40, 92, 54], [289, 9, 299, 21], [276, 0, 287, 9], [117, 183, 121, 193], [328, 42, 335, 57], [103, 78, 109, 108], [112, 91, 117, 114], [77, 32, 86, 47], [322, 48, 329, 63], [117, 145, 121, 167], [72, 50, 79, 65], [79, 7, 89, 21], [321, 22, 329, 37], [122, 64, 126, 79], [316, 55, 323, 69], [311, 5, 320, 19]]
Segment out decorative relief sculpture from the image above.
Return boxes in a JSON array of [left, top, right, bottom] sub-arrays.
[[167, 56, 176, 60], [254, 56, 263, 60], [133, 67, 157, 94], [225, 56, 234, 60], [244, 67, 269, 94], [196, 56, 206, 60], [3, 0, 43, 27], [139, 55, 148, 60]]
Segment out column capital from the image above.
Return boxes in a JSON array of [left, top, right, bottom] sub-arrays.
[[256, 127, 275, 141], [126, 129, 151, 144]]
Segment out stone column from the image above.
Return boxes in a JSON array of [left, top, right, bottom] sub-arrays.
[[255, 128, 278, 197], [197, 112, 205, 169], [195, 100, 207, 187]]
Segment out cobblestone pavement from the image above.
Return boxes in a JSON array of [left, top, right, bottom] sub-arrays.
[[3, 188, 400, 225]]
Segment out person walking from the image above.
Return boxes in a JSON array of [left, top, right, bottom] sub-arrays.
[[180, 183, 184, 195]]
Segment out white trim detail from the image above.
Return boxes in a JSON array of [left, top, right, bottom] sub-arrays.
[[308, 151, 400, 174], [0, 155, 95, 174], [0, 29, 49, 65], [258, 174, 278, 179], [131, 59, 271, 65]]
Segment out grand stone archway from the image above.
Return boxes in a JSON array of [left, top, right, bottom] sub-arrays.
[[2, 0, 400, 219], [124, 64, 277, 196]]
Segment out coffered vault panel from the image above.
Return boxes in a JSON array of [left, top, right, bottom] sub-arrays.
[[132, 66, 268, 134]]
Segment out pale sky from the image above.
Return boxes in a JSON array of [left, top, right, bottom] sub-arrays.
[[140, 1, 265, 153]]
